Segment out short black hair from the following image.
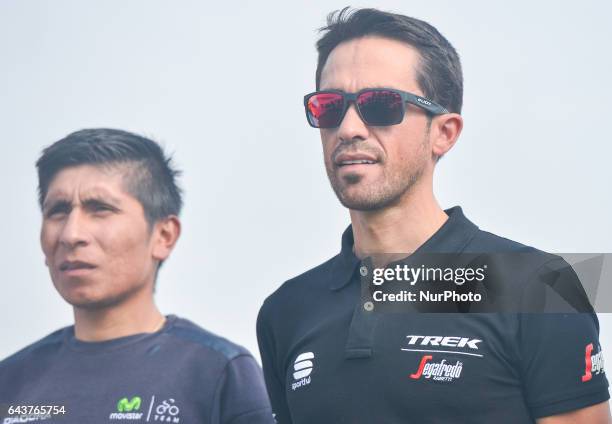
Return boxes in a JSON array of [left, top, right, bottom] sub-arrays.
[[36, 128, 182, 226], [315, 7, 463, 114]]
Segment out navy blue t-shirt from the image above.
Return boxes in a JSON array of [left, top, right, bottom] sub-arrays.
[[0, 315, 274, 424]]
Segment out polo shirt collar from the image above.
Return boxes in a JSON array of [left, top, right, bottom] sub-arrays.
[[329, 206, 479, 291]]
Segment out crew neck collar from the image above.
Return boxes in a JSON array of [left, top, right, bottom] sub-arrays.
[[64, 314, 177, 353]]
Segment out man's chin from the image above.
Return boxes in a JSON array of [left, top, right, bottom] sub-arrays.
[[337, 189, 401, 212], [62, 291, 130, 310], [330, 169, 421, 212]]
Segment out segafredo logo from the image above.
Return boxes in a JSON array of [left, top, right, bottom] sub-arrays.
[[292, 352, 314, 391], [410, 355, 463, 382], [582, 343, 605, 382]]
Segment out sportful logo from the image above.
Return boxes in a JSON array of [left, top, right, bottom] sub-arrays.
[[582, 343, 605, 382], [292, 352, 314, 391], [110, 396, 143, 420]]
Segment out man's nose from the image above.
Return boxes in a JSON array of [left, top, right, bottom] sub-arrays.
[[336, 103, 370, 142], [59, 209, 89, 249]]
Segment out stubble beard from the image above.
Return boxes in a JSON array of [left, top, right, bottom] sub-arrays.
[[326, 129, 430, 212], [327, 161, 424, 211]]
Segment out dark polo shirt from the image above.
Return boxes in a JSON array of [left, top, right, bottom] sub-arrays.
[[257, 207, 609, 424]]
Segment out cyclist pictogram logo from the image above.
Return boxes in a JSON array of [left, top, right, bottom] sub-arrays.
[[153, 398, 180, 423]]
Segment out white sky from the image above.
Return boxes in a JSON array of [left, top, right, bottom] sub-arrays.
[[1, 0, 611, 382]]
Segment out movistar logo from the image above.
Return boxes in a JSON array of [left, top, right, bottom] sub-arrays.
[[117, 397, 141, 412]]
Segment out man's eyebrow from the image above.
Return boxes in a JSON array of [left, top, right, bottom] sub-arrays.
[[81, 193, 122, 205], [81, 197, 121, 210], [42, 191, 123, 211], [42, 198, 71, 214]]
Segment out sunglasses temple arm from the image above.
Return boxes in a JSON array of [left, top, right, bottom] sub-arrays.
[[403, 92, 449, 115]]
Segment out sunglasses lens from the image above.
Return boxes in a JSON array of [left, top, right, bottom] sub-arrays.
[[357, 90, 404, 126], [306, 93, 345, 128]]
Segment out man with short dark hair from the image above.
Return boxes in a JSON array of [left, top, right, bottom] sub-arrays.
[[257, 8, 610, 423], [0, 128, 274, 424]]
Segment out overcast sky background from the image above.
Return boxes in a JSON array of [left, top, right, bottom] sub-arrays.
[[1, 0, 611, 378]]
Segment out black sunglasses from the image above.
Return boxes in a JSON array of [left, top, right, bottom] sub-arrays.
[[304, 88, 448, 129]]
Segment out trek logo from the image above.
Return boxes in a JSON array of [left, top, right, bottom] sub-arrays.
[[582, 343, 605, 382], [410, 356, 463, 382], [406, 335, 482, 349], [110, 396, 143, 420], [292, 352, 314, 391]]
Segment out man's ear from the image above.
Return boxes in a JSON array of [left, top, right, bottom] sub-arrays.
[[430, 113, 463, 159], [152, 216, 181, 262]]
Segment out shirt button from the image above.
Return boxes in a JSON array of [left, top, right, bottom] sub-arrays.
[[360, 266, 368, 276]]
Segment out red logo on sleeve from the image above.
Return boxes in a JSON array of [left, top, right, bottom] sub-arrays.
[[581, 343, 594, 382], [582, 343, 605, 383]]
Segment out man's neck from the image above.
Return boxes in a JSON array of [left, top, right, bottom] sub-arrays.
[[73, 289, 165, 342], [350, 186, 448, 258]]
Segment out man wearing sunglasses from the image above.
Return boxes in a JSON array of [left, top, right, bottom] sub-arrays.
[[257, 8, 610, 424], [0, 129, 274, 424]]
